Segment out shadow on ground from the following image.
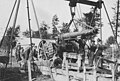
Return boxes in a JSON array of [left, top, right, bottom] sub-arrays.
[[0, 67, 54, 81]]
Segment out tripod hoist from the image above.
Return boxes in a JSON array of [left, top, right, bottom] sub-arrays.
[[0, 0, 42, 81]]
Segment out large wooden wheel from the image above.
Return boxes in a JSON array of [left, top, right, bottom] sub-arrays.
[[38, 40, 57, 60]]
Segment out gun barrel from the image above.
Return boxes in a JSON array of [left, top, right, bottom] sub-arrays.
[[60, 28, 97, 39]]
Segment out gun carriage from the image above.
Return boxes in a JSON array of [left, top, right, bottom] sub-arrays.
[[38, 26, 99, 68]]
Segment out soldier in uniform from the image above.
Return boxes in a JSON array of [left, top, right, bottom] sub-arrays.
[[15, 42, 22, 62], [94, 38, 104, 66], [32, 46, 38, 60], [88, 40, 96, 66], [75, 38, 86, 67]]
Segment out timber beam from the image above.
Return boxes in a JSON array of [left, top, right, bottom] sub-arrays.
[[102, 58, 120, 66], [66, 0, 103, 9]]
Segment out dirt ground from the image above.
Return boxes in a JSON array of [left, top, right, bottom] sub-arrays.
[[0, 57, 54, 81], [0, 57, 120, 81], [0, 66, 55, 81]]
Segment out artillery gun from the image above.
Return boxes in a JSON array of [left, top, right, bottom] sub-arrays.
[[56, 27, 99, 54]]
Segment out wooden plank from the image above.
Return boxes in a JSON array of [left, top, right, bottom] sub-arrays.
[[102, 58, 120, 66], [68, 63, 78, 67], [67, 53, 78, 59], [102, 58, 116, 64], [27, 60, 32, 81], [65, 60, 69, 81], [97, 67, 112, 74], [85, 66, 94, 69]]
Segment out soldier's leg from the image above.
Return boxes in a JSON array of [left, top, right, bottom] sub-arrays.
[[88, 52, 92, 65], [93, 54, 97, 65], [90, 52, 94, 66], [81, 54, 85, 67]]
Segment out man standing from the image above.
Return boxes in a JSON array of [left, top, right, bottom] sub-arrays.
[[94, 38, 103, 66], [88, 40, 96, 66], [15, 42, 22, 62], [75, 38, 86, 67]]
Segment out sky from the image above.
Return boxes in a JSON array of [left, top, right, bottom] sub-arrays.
[[0, 0, 118, 43]]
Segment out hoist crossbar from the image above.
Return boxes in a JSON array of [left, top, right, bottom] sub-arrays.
[[66, 0, 103, 9]]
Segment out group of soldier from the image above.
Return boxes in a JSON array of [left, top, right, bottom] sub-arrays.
[[75, 38, 105, 67], [88, 38, 103, 67], [14, 37, 107, 70], [55, 36, 107, 68], [15, 43, 38, 67], [73, 37, 105, 67]]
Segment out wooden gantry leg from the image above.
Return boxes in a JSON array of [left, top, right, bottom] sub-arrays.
[[93, 64, 97, 81], [83, 63, 86, 81], [27, 60, 32, 81], [65, 59, 69, 81], [77, 54, 82, 73], [62, 52, 67, 70]]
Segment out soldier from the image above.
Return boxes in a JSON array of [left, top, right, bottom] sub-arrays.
[[23, 43, 35, 61], [56, 38, 65, 60], [20, 47, 24, 60], [75, 38, 86, 67], [94, 38, 103, 66], [88, 39, 96, 66], [32, 46, 38, 60], [15, 42, 22, 62]]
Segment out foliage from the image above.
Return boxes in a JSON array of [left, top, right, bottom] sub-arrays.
[[0, 25, 20, 49], [22, 21, 50, 39], [115, 48, 120, 58], [52, 14, 59, 25], [106, 36, 116, 46], [83, 7, 102, 29], [32, 31, 40, 38], [22, 29, 30, 38], [39, 21, 50, 39], [60, 22, 70, 33], [51, 14, 71, 38], [52, 15, 59, 39], [6, 25, 20, 37], [52, 26, 59, 39]]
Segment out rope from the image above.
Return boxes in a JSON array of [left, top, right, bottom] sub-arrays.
[[74, 19, 95, 29], [73, 20, 78, 30], [0, 0, 17, 47], [64, 6, 76, 31]]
